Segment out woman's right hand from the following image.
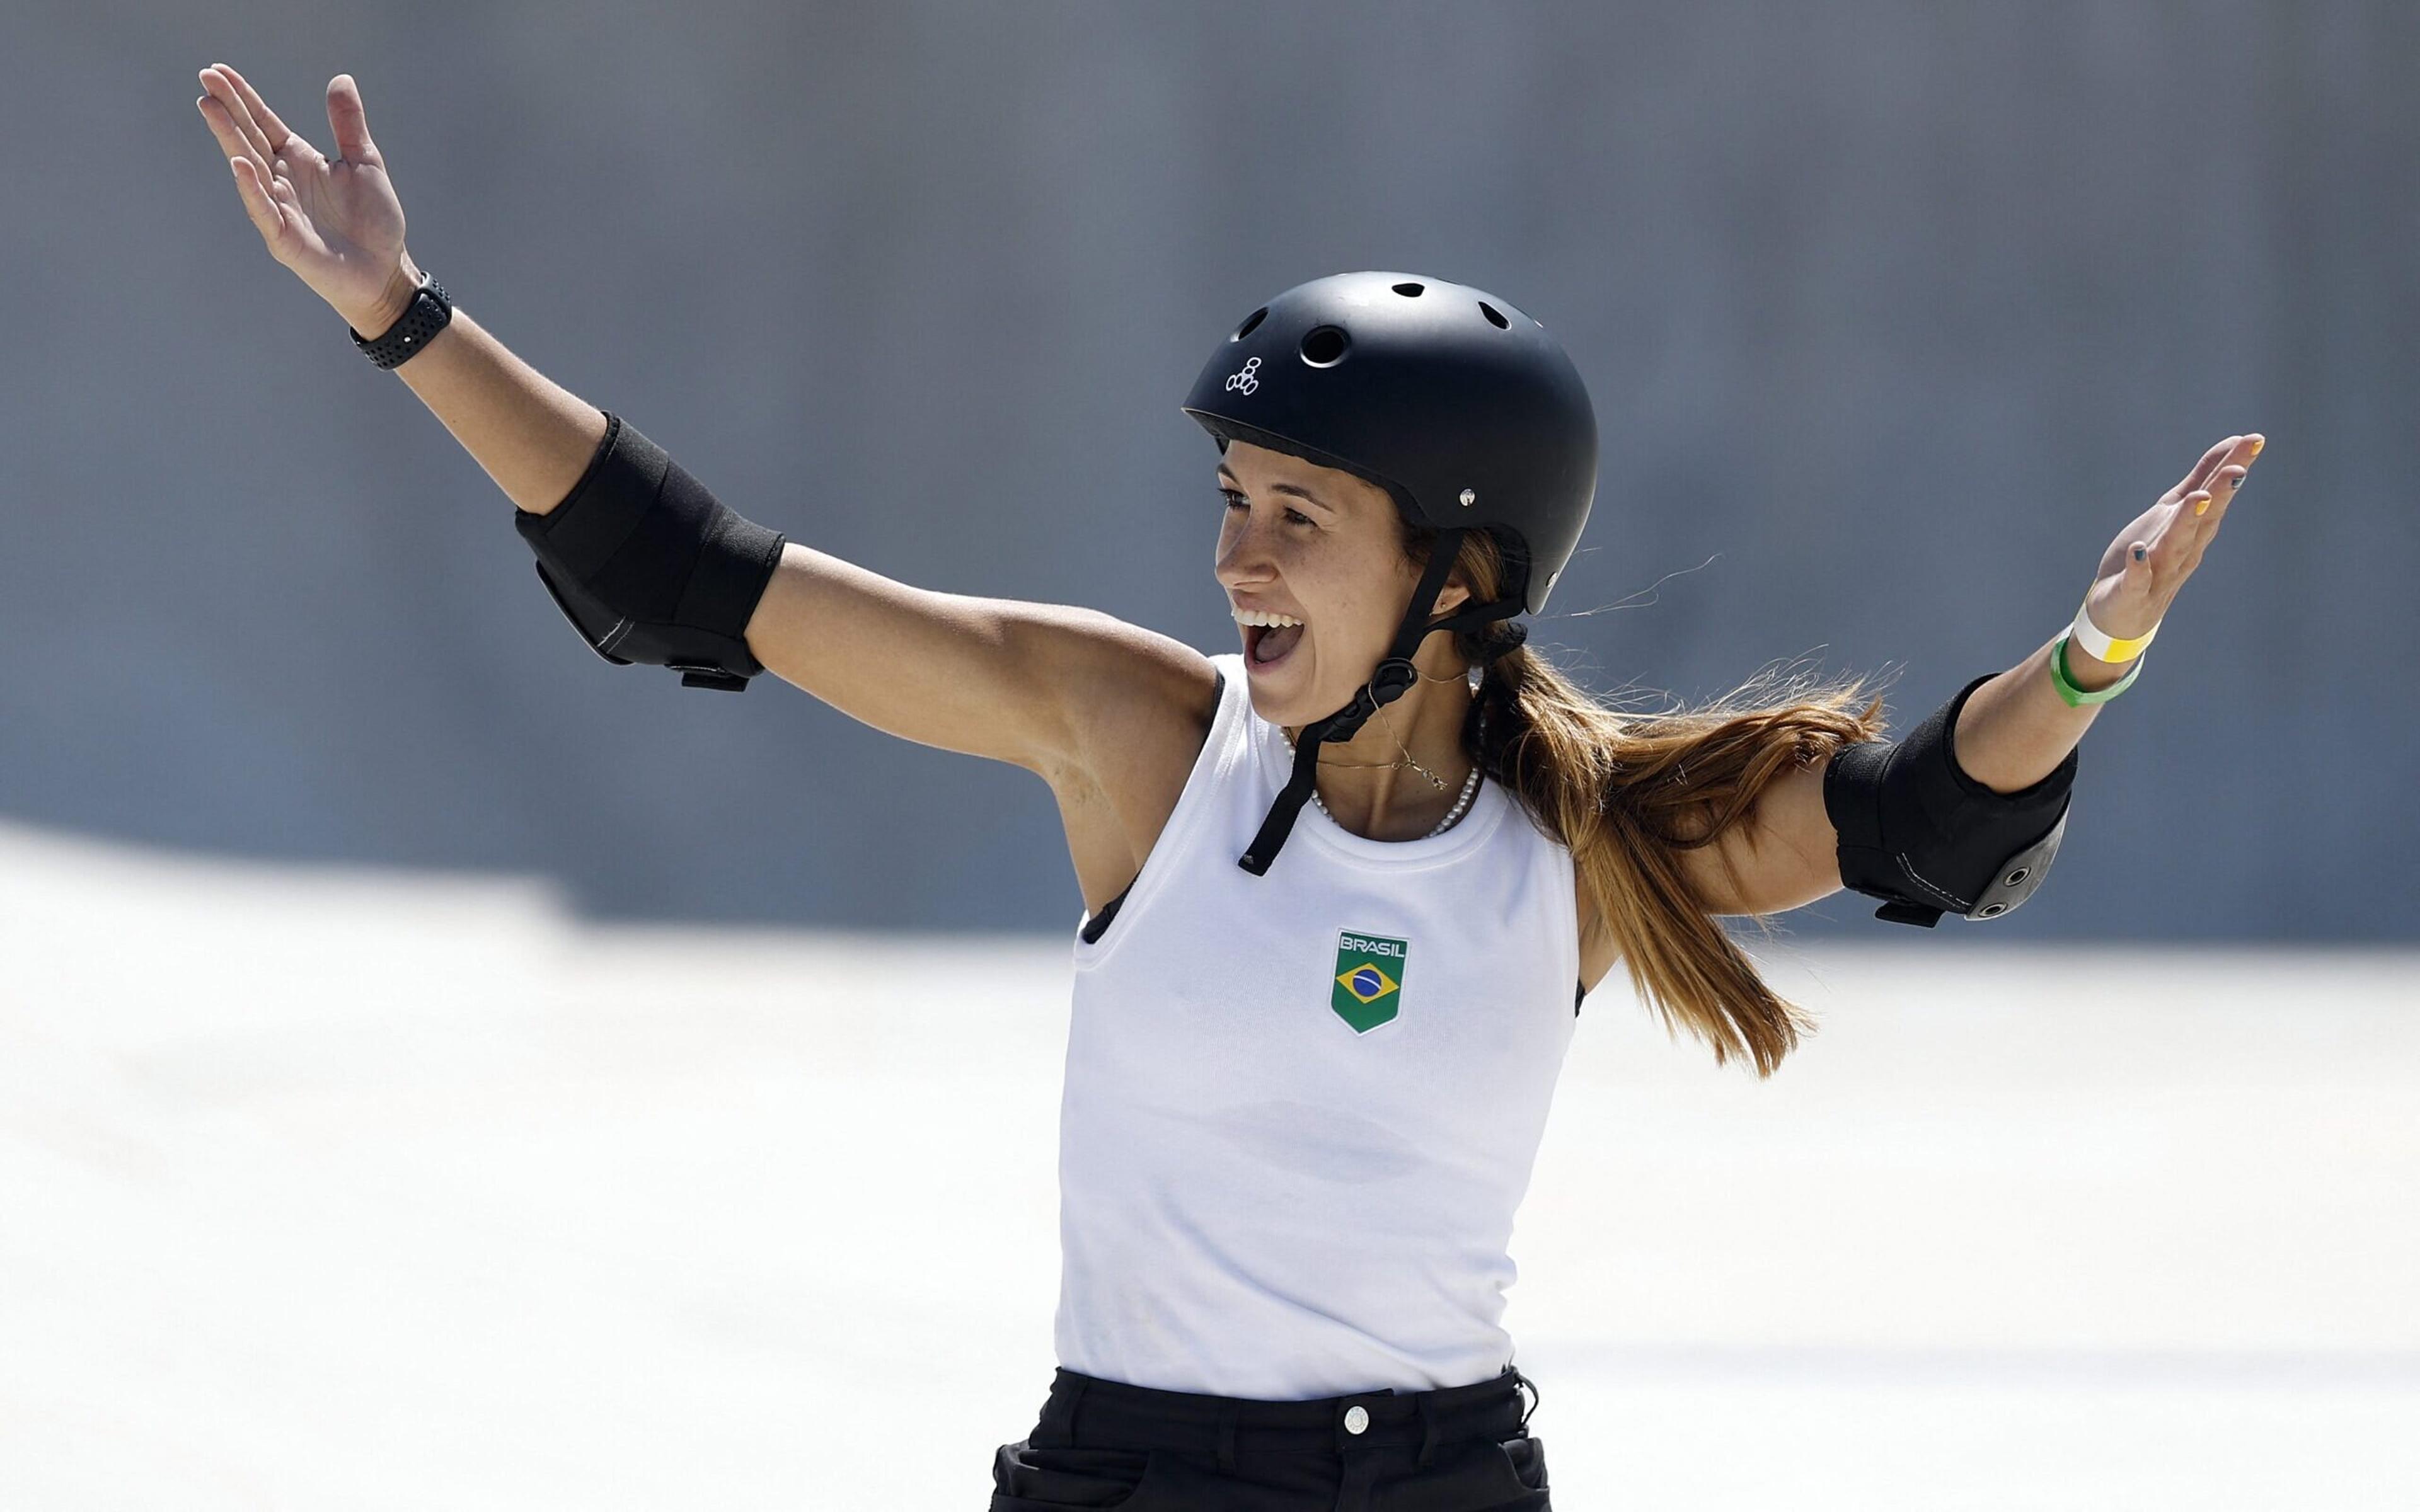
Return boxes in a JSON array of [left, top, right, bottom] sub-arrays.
[[197, 64, 422, 335]]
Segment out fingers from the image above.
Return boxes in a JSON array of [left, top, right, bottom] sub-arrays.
[[2119, 501, 2196, 603], [2171, 431, 2267, 506], [226, 154, 291, 251], [2169, 435, 2238, 503], [199, 64, 321, 178], [198, 66, 273, 167], [325, 73, 383, 169], [2133, 434, 2265, 590], [219, 61, 323, 168], [2196, 464, 2246, 518], [196, 73, 275, 182], [2120, 538, 2155, 597], [2127, 486, 2211, 582], [2190, 433, 2263, 537]]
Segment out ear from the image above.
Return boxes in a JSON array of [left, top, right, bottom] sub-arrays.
[[1432, 572, 1471, 617]]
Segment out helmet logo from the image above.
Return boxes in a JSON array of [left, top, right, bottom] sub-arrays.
[[1224, 357, 1262, 395]]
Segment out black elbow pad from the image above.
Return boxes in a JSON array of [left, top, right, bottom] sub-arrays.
[[1823, 673, 2077, 927], [514, 411, 786, 691]]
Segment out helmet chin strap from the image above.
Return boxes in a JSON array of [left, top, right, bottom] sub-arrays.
[[1238, 527, 1525, 874]]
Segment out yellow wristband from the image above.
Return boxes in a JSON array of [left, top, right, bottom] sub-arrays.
[[2069, 596, 2157, 663]]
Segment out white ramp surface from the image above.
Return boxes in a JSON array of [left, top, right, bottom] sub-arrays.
[[3, 815, 2414, 1509]]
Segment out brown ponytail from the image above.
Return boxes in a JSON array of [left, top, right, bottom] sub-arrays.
[[1417, 527, 1891, 1076]]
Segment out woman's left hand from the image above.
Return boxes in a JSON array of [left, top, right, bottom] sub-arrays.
[[2084, 433, 2266, 644], [1950, 432, 2267, 793]]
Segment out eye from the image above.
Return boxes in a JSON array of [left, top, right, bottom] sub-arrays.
[[1219, 488, 1315, 527]]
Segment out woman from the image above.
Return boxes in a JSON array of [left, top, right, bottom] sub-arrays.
[[197, 64, 2261, 1511]]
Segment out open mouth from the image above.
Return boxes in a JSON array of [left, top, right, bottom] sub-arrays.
[[1243, 619, 1305, 669]]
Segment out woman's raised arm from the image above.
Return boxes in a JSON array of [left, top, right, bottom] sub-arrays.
[[197, 64, 608, 512], [198, 62, 1213, 777]]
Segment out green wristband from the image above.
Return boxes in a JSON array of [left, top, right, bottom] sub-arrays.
[[2049, 630, 2141, 706]]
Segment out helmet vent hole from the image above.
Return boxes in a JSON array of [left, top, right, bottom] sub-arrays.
[[1478, 301, 1509, 329], [1392, 282, 1425, 297], [1232, 307, 1268, 341], [1299, 324, 1351, 367]]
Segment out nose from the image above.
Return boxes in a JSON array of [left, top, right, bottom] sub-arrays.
[[1214, 505, 1280, 592]]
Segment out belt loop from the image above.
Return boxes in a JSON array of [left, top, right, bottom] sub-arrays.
[[1216, 1400, 1238, 1472], [1511, 1368, 1540, 1431], [1066, 1377, 1089, 1447], [1414, 1392, 1439, 1469]]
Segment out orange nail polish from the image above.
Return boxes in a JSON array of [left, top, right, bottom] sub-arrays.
[[2195, 497, 2209, 515]]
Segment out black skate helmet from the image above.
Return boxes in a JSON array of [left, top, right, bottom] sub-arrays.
[[1180, 270, 1599, 874]]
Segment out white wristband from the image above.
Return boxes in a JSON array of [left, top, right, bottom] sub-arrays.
[[2069, 596, 2158, 663]]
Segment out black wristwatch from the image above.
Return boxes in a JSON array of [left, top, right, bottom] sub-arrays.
[[349, 270, 452, 370]]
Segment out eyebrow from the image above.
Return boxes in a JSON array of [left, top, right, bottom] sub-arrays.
[[1215, 464, 1334, 512]]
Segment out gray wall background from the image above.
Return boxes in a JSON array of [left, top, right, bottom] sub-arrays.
[[7, 1, 2414, 939]]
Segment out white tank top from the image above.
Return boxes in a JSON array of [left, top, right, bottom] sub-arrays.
[[1055, 651, 1581, 1399]]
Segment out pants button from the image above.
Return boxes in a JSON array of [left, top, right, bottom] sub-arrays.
[[1344, 1405, 1369, 1435]]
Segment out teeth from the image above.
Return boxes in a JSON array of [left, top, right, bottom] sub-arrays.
[[1232, 609, 1304, 627]]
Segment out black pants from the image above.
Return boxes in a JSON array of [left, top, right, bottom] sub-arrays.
[[989, 1364, 1550, 1511]]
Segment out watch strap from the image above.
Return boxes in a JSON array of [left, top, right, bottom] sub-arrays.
[[349, 271, 452, 369]]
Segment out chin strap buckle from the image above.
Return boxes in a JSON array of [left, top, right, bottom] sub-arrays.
[[1330, 657, 1420, 735], [1366, 656, 1419, 704]]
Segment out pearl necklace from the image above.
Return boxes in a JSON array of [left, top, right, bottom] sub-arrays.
[[1281, 728, 1484, 840]]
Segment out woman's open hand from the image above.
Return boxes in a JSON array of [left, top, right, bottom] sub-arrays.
[[2083, 433, 2266, 648], [197, 64, 420, 334]]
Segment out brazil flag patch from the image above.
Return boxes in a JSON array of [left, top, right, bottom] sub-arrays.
[[1332, 930, 1409, 1033]]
